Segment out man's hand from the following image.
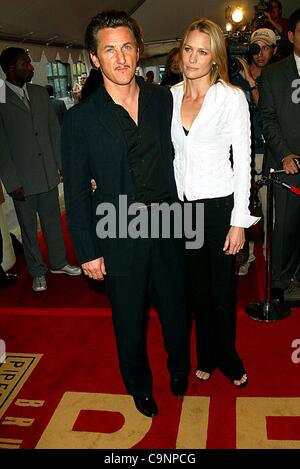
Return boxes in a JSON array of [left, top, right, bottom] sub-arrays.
[[91, 179, 97, 192], [238, 58, 256, 87], [264, 11, 272, 22], [10, 187, 25, 201], [223, 227, 245, 256], [237, 58, 259, 105], [82, 257, 107, 281], [264, 12, 283, 33], [282, 154, 300, 174]]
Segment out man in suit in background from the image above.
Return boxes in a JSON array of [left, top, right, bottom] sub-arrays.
[[62, 10, 190, 417], [260, 8, 300, 303], [0, 47, 81, 291]]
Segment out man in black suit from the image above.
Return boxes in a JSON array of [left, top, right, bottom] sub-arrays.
[[260, 8, 300, 303], [62, 10, 190, 418]]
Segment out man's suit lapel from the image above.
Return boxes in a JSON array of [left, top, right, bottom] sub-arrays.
[[6, 85, 29, 113], [282, 54, 299, 83], [27, 84, 38, 117], [282, 55, 300, 121]]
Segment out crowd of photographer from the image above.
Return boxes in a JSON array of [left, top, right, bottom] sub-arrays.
[[252, 0, 291, 60], [227, 4, 300, 304], [230, 28, 277, 275]]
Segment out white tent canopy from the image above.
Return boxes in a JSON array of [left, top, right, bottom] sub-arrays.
[[0, 0, 298, 62]]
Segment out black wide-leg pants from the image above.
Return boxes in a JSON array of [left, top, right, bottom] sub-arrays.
[[185, 195, 245, 381]]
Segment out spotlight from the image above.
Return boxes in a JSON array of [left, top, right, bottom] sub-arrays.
[[231, 7, 244, 23], [226, 22, 233, 32]]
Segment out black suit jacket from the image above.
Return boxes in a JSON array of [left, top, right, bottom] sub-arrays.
[[260, 54, 300, 179], [62, 78, 178, 275]]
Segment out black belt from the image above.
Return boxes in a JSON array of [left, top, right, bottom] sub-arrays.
[[184, 194, 233, 203]]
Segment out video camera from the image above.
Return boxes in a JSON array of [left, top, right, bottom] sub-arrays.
[[254, 0, 273, 28], [227, 33, 260, 78]]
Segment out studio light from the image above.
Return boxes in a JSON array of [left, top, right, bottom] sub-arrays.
[[231, 7, 244, 23]]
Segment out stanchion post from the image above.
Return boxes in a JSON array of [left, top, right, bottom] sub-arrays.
[[245, 170, 290, 321]]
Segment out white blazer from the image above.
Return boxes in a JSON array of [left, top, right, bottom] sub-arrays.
[[171, 80, 259, 228]]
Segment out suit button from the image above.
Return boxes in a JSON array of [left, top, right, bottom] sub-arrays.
[[38, 153, 42, 156], [35, 132, 38, 136]]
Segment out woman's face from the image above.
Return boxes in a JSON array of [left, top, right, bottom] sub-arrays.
[[181, 30, 213, 82]]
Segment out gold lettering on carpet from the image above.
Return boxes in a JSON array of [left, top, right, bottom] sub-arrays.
[[15, 399, 45, 407], [176, 396, 210, 448], [0, 354, 42, 419], [0, 437, 22, 449], [36, 392, 152, 449], [2, 416, 34, 426], [237, 397, 300, 448]]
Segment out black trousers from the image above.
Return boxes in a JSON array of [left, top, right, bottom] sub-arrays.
[[272, 184, 300, 289], [185, 195, 245, 380], [105, 234, 191, 398]]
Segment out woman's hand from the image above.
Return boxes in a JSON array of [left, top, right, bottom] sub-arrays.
[[223, 227, 245, 256]]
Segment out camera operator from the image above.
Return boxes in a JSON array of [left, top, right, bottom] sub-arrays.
[[263, 1, 288, 34], [231, 28, 277, 274], [263, 1, 291, 59]]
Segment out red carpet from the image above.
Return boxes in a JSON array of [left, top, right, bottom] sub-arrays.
[[1, 215, 300, 449], [1, 308, 300, 449]]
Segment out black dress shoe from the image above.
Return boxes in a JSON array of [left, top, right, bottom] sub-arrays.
[[133, 395, 158, 418], [170, 376, 189, 397], [0, 273, 19, 285], [270, 288, 284, 303]]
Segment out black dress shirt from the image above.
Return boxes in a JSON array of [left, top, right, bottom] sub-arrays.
[[103, 78, 170, 204]]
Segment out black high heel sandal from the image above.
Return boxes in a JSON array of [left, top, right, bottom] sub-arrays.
[[232, 373, 248, 389], [195, 370, 213, 381]]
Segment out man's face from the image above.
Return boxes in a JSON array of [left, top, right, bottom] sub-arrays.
[[270, 1, 282, 21], [252, 41, 275, 68], [80, 74, 87, 86], [90, 26, 139, 87], [288, 21, 300, 57], [11, 51, 34, 84], [170, 53, 180, 74]]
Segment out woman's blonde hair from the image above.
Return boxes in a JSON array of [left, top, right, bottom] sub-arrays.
[[180, 18, 230, 87]]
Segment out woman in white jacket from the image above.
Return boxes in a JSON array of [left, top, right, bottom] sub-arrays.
[[171, 18, 259, 388]]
